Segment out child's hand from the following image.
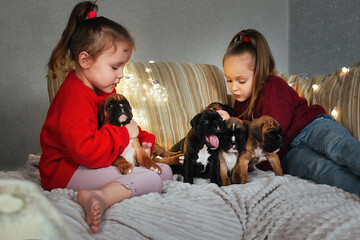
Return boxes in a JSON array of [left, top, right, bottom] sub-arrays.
[[216, 110, 231, 120], [141, 142, 153, 156], [125, 119, 139, 139]]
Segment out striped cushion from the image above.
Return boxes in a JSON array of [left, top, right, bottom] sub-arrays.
[[277, 62, 360, 141], [117, 62, 228, 150], [47, 61, 360, 150]]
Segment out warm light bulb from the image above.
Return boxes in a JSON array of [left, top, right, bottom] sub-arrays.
[[331, 107, 338, 117], [149, 60, 155, 63], [342, 67, 349, 73], [312, 84, 319, 91], [147, 79, 168, 102], [132, 109, 147, 127], [145, 68, 151, 73], [117, 74, 139, 96]]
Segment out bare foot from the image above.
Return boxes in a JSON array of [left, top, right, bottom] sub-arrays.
[[77, 189, 106, 233]]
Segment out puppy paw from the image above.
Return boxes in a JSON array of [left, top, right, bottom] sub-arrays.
[[149, 164, 162, 174], [150, 166, 162, 174], [222, 178, 231, 186], [178, 156, 184, 165], [117, 162, 133, 174], [240, 178, 249, 184], [144, 161, 162, 174]]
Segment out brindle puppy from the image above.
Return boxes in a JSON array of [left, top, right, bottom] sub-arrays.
[[232, 115, 283, 184]]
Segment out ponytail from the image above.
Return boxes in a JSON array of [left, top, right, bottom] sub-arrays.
[[223, 29, 276, 120], [46, 1, 97, 82]]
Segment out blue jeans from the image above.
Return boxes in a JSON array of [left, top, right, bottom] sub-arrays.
[[282, 114, 360, 196]]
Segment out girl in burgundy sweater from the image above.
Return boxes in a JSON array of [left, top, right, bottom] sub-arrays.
[[220, 29, 360, 196], [40, 1, 172, 233]]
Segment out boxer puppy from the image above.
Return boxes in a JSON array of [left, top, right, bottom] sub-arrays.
[[98, 93, 183, 174], [170, 102, 233, 153], [181, 109, 225, 185], [232, 115, 283, 184], [217, 117, 248, 186]]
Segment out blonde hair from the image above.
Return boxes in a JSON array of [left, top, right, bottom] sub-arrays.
[[223, 29, 276, 120], [47, 1, 135, 83]]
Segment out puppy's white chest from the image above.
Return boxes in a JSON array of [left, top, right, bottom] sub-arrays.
[[222, 151, 238, 171], [252, 147, 266, 162], [121, 139, 136, 165], [196, 144, 210, 167]]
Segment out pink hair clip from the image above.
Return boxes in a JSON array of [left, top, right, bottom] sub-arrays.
[[88, 10, 97, 19]]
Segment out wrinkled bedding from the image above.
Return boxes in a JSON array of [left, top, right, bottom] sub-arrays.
[[1, 154, 360, 240]]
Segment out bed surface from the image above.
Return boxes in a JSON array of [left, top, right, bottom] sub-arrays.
[[1, 154, 360, 240]]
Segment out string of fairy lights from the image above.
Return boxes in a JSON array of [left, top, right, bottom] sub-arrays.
[[118, 61, 350, 124], [288, 66, 350, 119], [116, 61, 169, 127]]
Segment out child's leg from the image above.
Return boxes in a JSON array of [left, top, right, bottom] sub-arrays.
[[77, 182, 131, 234], [292, 116, 360, 177], [157, 163, 173, 181], [115, 163, 172, 197], [67, 164, 173, 191], [282, 145, 360, 196], [68, 164, 172, 233]]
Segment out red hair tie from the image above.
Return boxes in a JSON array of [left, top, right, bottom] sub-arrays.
[[88, 11, 97, 19], [242, 36, 250, 43]]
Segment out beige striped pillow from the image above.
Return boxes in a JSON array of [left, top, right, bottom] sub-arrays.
[[277, 62, 360, 141], [117, 62, 228, 150]]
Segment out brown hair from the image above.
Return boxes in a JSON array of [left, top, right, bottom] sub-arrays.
[[223, 29, 276, 120], [47, 1, 135, 83]]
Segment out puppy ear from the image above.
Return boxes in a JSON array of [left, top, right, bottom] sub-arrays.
[[190, 113, 201, 128], [249, 123, 263, 142], [222, 104, 234, 116]]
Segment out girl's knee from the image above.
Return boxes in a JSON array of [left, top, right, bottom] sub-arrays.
[[158, 163, 173, 181], [135, 170, 163, 196]]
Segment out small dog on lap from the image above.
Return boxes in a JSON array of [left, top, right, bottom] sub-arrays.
[[98, 93, 183, 174], [232, 115, 284, 184]]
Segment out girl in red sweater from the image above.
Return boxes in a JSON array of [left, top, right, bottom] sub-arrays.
[[221, 29, 360, 196], [40, 1, 172, 233]]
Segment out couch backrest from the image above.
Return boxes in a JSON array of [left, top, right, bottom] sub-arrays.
[[47, 61, 228, 150], [47, 61, 360, 149], [277, 62, 360, 141], [118, 62, 228, 149]]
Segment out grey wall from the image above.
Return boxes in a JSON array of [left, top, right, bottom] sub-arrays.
[[1, 0, 359, 170], [289, 0, 360, 76], [0, 0, 288, 170]]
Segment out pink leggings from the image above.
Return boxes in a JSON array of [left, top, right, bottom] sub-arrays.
[[67, 163, 172, 197]]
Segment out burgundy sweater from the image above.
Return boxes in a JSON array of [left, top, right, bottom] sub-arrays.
[[233, 75, 326, 170], [39, 72, 155, 190]]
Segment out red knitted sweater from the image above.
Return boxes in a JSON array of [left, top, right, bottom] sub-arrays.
[[233, 75, 326, 170], [39, 72, 155, 190]]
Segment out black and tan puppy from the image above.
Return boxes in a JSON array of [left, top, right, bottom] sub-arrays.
[[170, 102, 233, 153], [218, 117, 248, 186], [232, 115, 283, 184], [181, 109, 225, 184], [98, 93, 183, 174]]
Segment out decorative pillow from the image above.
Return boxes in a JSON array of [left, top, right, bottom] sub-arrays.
[[117, 62, 228, 150], [277, 62, 360, 140]]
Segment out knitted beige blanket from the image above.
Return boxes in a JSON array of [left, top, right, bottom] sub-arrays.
[[1, 154, 360, 240]]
